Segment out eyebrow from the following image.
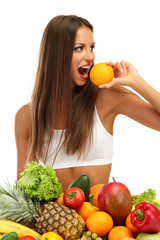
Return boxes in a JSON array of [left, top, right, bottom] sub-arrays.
[[74, 42, 95, 46]]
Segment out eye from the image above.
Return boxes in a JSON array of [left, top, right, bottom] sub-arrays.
[[90, 44, 95, 51], [74, 46, 84, 52]]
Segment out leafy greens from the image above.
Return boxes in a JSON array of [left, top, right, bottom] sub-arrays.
[[133, 188, 160, 210], [17, 161, 62, 201]]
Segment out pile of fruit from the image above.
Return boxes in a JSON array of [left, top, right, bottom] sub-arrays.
[[0, 162, 160, 240]]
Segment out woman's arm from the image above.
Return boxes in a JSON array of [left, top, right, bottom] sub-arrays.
[[15, 104, 31, 179], [99, 61, 160, 131]]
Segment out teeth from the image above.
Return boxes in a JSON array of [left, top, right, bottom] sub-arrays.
[[81, 66, 90, 69]]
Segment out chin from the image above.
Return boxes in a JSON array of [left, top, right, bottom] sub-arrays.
[[72, 79, 87, 88], [77, 82, 87, 88]]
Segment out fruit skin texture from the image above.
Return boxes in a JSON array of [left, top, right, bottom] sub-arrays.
[[35, 202, 85, 239], [136, 233, 160, 240], [131, 201, 160, 233], [68, 174, 90, 201], [56, 193, 64, 204], [90, 184, 104, 208], [0, 182, 85, 240], [108, 226, 134, 240], [121, 238, 136, 240], [0, 220, 41, 238], [18, 236, 35, 240], [41, 232, 63, 240], [1, 232, 18, 240], [85, 211, 113, 237], [98, 182, 133, 225], [76, 201, 99, 222], [125, 213, 140, 236], [63, 187, 85, 209], [89, 63, 114, 86]]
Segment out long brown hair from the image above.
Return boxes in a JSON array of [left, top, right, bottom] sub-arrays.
[[27, 15, 96, 164]]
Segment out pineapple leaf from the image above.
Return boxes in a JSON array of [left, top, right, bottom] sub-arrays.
[[0, 181, 40, 226], [0, 180, 15, 197]]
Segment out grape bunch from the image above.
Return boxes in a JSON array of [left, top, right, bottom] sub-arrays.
[[78, 231, 103, 240]]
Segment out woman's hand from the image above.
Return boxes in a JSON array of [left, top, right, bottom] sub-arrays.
[[99, 60, 160, 116], [99, 60, 141, 89]]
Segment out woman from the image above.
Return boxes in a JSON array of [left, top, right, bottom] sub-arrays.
[[15, 15, 160, 191]]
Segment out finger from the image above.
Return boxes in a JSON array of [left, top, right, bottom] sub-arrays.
[[106, 62, 119, 74], [121, 60, 130, 70], [120, 60, 127, 71], [105, 61, 116, 70], [115, 62, 124, 73], [106, 61, 114, 66], [99, 78, 117, 89]]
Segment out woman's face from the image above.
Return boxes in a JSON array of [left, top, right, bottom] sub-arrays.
[[70, 26, 95, 89]]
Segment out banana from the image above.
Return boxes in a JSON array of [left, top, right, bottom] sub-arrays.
[[0, 220, 41, 238]]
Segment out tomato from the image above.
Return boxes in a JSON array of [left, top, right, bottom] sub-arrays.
[[63, 187, 85, 208], [18, 236, 35, 240]]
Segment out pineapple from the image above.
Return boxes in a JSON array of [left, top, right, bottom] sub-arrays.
[[0, 182, 85, 240]]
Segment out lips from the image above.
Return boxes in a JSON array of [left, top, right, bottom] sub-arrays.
[[78, 65, 91, 79]]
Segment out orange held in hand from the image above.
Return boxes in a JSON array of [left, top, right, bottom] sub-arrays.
[[90, 62, 114, 86]]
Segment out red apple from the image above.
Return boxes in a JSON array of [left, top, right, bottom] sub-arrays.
[[98, 181, 133, 225]]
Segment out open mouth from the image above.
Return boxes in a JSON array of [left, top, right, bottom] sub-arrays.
[[78, 65, 91, 78]]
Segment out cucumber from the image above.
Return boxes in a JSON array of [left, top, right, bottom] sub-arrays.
[[1, 232, 18, 240], [136, 233, 160, 240], [68, 174, 90, 201]]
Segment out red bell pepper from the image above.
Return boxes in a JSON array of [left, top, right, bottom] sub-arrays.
[[131, 201, 160, 233]]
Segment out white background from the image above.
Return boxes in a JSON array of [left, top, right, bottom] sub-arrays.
[[0, 0, 160, 198]]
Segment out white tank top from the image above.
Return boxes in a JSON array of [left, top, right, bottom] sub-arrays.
[[41, 108, 113, 169]]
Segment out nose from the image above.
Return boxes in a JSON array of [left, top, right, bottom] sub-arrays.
[[84, 48, 95, 62]]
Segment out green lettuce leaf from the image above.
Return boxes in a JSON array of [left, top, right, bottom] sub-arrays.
[[133, 188, 160, 210], [17, 162, 62, 201]]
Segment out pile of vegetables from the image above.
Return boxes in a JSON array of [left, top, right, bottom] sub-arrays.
[[1, 162, 160, 239]]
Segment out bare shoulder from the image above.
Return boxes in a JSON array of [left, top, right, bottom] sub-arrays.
[[15, 104, 30, 125], [98, 85, 136, 98], [96, 86, 136, 111], [15, 103, 31, 138]]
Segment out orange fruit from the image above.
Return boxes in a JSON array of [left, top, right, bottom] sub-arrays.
[[90, 62, 114, 85], [76, 201, 99, 222], [125, 213, 140, 236], [90, 184, 104, 207], [56, 193, 64, 204], [86, 211, 113, 237], [121, 238, 136, 240], [108, 226, 134, 240]]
